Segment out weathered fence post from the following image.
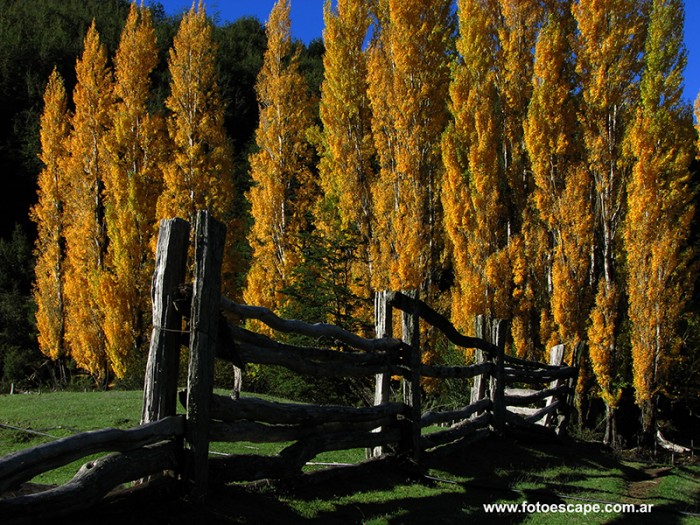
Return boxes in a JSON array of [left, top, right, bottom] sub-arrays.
[[185, 211, 226, 499], [470, 315, 489, 408], [543, 344, 565, 429], [368, 290, 394, 458], [142, 218, 190, 425], [400, 290, 421, 461], [489, 319, 508, 435]]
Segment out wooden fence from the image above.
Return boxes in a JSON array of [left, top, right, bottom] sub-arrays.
[[0, 211, 578, 521]]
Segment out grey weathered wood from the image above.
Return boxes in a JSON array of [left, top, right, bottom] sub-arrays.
[[209, 428, 402, 483], [233, 341, 405, 378], [420, 412, 491, 450], [370, 291, 395, 458], [224, 324, 404, 377], [504, 385, 569, 407], [543, 344, 565, 427], [387, 291, 498, 355], [421, 361, 493, 379], [421, 398, 492, 427], [0, 441, 180, 522], [207, 393, 407, 425], [507, 406, 540, 417], [209, 416, 398, 443], [489, 319, 508, 434], [141, 218, 190, 424], [507, 400, 560, 425], [0, 416, 184, 494], [185, 211, 226, 499], [278, 428, 403, 477], [400, 290, 421, 461], [503, 365, 577, 382], [220, 295, 403, 352], [469, 315, 489, 407]]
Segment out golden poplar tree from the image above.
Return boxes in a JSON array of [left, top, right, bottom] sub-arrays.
[[524, 2, 592, 355], [574, 0, 645, 435], [101, 4, 161, 377], [368, 0, 452, 292], [442, 0, 509, 333], [625, 0, 695, 439], [316, 0, 374, 295], [157, 2, 233, 232], [318, 0, 373, 235], [245, 0, 315, 311], [497, 0, 545, 358], [32, 68, 70, 369], [62, 22, 114, 382]]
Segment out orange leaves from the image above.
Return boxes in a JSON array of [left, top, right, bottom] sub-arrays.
[[244, 0, 315, 312], [367, 0, 451, 293], [158, 3, 233, 226], [624, 0, 695, 421], [32, 69, 69, 362]]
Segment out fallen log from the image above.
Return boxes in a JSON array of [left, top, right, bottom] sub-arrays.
[[657, 430, 691, 454]]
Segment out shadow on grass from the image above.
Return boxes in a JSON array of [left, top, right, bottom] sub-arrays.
[[27, 433, 700, 524]]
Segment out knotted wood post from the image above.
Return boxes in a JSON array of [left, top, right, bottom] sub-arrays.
[[470, 315, 489, 408], [368, 290, 394, 458], [489, 319, 508, 435], [400, 290, 421, 461], [142, 218, 190, 425], [543, 344, 565, 429], [185, 211, 226, 499]]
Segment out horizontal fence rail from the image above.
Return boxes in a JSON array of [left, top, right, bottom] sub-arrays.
[[0, 212, 580, 520]]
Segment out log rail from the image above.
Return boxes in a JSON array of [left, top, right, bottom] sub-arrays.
[[0, 212, 580, 521]]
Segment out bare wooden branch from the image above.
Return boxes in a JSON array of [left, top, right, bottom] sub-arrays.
[[508, 400, 560, 424], [226, 324, 403, 374], [142, 218, 190, 424], [208, 393, 407, 425], [503, 366, 577, 383], [0, 416, 184, 494], [421, 398, 492, 427], [504, 410, 557, 436], [504, 385, 569, 407], [280, 428, 403, 472], [233, 341, 408, 378], [209, 428, 402, 483], [656, 430, 691, 454], [420, 361, 493, 379], [420, 413, 491, 450], [0, 441, 180, 523], [220, 295, 403, 352], [209, 417, 399, 443], [503, 353, 567, 371], [388, 291, 498, 355]]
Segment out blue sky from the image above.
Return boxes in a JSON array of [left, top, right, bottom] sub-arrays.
[[154, 0, 700, 106]]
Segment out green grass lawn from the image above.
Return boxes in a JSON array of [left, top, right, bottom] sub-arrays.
[[1, 390, 699, 524]]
